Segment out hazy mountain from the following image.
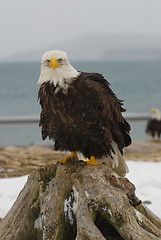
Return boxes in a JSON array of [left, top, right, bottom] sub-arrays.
[[5, 33, 161, 61], [103, 48, 161, 61]]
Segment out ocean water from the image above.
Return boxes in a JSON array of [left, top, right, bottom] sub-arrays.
[[0, 60, 161, 146]]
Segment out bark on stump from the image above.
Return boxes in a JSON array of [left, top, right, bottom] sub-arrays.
[[0, 162, 161, 240]]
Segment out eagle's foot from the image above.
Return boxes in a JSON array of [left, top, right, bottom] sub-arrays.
[[76, 158, 89, 165], [76, 160, 85, 165], [85, 156, 106, 166], [57, 152, 79, 165], [152, 138, 157, 142]]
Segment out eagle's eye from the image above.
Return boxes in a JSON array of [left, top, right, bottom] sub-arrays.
[[57, 58, 63, 63], [45, 59, 50, 64]]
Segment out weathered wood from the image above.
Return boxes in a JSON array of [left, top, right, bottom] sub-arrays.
[[0, 162, 161, 240]]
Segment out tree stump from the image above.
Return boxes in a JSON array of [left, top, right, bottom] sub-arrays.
[[0, 162, 161, 240]]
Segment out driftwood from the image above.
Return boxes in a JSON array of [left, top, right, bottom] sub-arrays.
[[0, 161, 161, 240]]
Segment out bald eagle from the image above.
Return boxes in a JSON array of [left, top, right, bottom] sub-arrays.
[[146, 108, 161, 141], [38, 50, 131, 176]]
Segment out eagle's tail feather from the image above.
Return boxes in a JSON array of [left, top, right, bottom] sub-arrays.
[[110, 141, 129, 177]]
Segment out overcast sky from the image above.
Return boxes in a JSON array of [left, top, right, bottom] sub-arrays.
[[0, 0, 161, 59]]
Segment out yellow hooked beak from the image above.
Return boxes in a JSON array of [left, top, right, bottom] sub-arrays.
[[151, 109, 156, 113], [49, 58, 61, 70]]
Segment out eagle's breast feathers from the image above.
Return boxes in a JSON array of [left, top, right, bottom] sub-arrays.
[[38, 72, 131, 157]]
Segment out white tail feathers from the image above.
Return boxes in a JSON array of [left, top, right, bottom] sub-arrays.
[[110, 141, 129, 176]]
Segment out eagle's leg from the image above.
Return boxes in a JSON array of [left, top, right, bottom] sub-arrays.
[[58, 151, 79, 165], [86, 156, 105, 166]]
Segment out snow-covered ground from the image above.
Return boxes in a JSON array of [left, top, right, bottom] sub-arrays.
[[0, 175, 28, 218], [0, 161, 161, 219], [127, 161, 161, 218]]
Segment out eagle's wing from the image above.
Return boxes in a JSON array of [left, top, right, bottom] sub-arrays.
[[38, 83, 55, 140], [146, 119, 161, 137], [81, 73, 131, 154]]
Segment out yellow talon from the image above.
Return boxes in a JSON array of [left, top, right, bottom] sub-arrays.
[[58, 151, 79, 165], [152, 138, 157, 142], [86, 156, 104, 166]]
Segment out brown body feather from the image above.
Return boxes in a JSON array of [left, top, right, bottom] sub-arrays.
[[38, 72, 131, 159], [146, 119, 161, 139]]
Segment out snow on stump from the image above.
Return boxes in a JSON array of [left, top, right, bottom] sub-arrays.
[[0, 162, 161, 240]]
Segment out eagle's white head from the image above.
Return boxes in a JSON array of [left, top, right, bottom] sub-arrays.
[[151, 108, 161, 120], [38, 50, 80, 92]]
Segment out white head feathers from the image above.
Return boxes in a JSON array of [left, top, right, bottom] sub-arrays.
[[151, 108, 161, 120], [38, 50, 80, 92]]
